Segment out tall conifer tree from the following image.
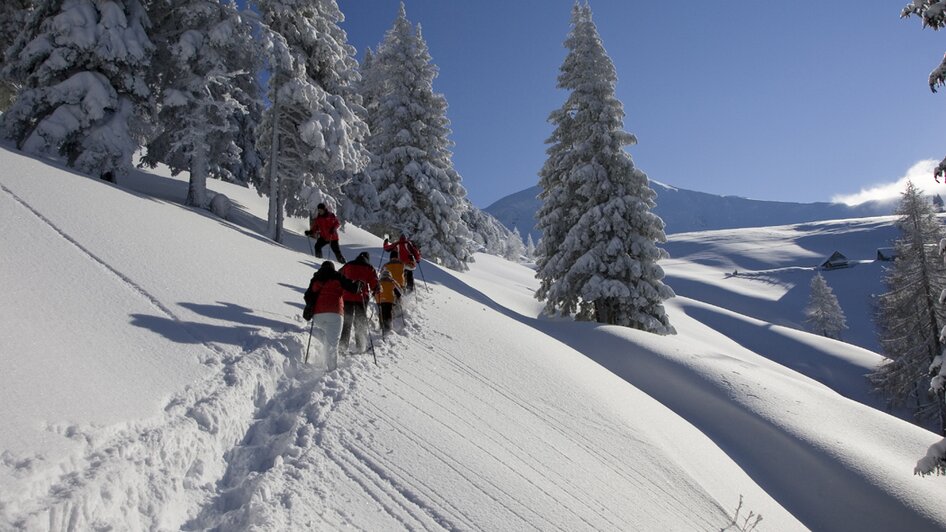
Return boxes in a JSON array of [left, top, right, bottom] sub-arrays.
[[894, 0, 946, 475], [143, 0, 260, 206], [1, 0, 153, 179], [902, 1, 946, 180], [253, 0, 368, 242], [871, 181, 946, 433], [341, 46, 381, 227], [367, 4, 473, 270], [535, 3, 673, 333], [0, 0, 33, 111]]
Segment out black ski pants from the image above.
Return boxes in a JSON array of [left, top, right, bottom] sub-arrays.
[[379, 302, 395, 332], [314, 238, 345, 262], [405, 269, 415, 292]]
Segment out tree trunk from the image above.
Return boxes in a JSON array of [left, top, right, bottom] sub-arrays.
[[267, 87, 282, 242], [595, 299, 616, 325], [186, 141, 208, 208], [938, 389, 946, 436], [275, 194, 285, 244]]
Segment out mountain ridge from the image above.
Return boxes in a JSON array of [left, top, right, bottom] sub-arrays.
[[485, 182, 897, 240]]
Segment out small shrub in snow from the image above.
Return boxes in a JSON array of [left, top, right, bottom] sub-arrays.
[[722, 495, 763, 532]]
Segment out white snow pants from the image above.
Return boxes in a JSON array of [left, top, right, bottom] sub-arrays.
[[312, 312, 343, 371]]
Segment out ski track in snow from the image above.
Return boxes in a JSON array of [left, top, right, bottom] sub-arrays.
[[0, 183, 226, 362], [407, 313, 725, 532], [377, 372, 613, 529], [182, 304, 483, 531]]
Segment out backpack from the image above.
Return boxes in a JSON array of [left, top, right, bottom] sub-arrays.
[[404, 241, 420, 269]]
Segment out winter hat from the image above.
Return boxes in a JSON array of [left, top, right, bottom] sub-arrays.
[[317, 203, 326, 210], [357, 251, 370, 263]]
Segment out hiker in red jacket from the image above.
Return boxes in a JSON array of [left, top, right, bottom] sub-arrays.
[[339, 252, 379, 354], [383, 234, 421, 292], [305, 203, 346, 263], [302, 261, 360, 370]]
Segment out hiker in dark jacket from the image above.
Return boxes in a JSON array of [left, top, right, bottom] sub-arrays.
[[303, 261, 360, 370], [339, 252, 379, 353], [305, 203, 345, 263]]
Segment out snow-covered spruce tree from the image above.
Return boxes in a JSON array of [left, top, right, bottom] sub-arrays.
[[253, 0, 368, 242], [525, 233, 536, 259], [339, 46, 382, 228], [934, 193, 945, 213], [142, 0, 261, 207], [804, 272, 847, 339], [461, 205, 510, 256], [505, 226, 526, 262], [0, 0, 153, 179], [367, 4, 473, 270], [902, 1, 946, 180], [0, 0, 33, 111], [871, 181, 946, 433], [535, 4, 674, 333], [917, 238, 946, 475]]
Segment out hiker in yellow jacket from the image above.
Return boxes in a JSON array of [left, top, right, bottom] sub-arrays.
[[375, 269, 402, 333], [382, 250, 406, 291]]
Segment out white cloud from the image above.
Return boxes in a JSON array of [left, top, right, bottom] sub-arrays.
[[832, 159, 940, 206]]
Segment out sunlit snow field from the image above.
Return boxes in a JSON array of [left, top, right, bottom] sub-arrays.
[[1, 146, 944, 530]]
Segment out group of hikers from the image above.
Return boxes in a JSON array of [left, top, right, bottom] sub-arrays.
[[301, 203, 422, 369]]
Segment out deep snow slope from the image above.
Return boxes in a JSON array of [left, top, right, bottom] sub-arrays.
[[1, 146, 944, 531], [0, 148, 801, 530], [662, 217, 901, 354]]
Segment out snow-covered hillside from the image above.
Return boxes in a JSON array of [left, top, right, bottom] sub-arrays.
[[2, 146, 945, 531], [485, 183, 895, 241], [663, 218, 900, 355]]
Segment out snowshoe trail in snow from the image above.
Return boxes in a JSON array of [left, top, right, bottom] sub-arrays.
[[3, 324, 309, 530], [184, 309, 459, 530]]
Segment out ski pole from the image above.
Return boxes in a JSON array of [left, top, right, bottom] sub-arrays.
[[417, 260, 430, 293], [303, 317, 316, 364], [360, 289, 378, 365], [378, 234, 389, 269]]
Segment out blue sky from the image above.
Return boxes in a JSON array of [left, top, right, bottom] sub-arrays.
[[334, 1, 946, 208]]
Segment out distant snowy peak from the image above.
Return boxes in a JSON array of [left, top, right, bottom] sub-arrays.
[[485, 182, 898, 240]]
